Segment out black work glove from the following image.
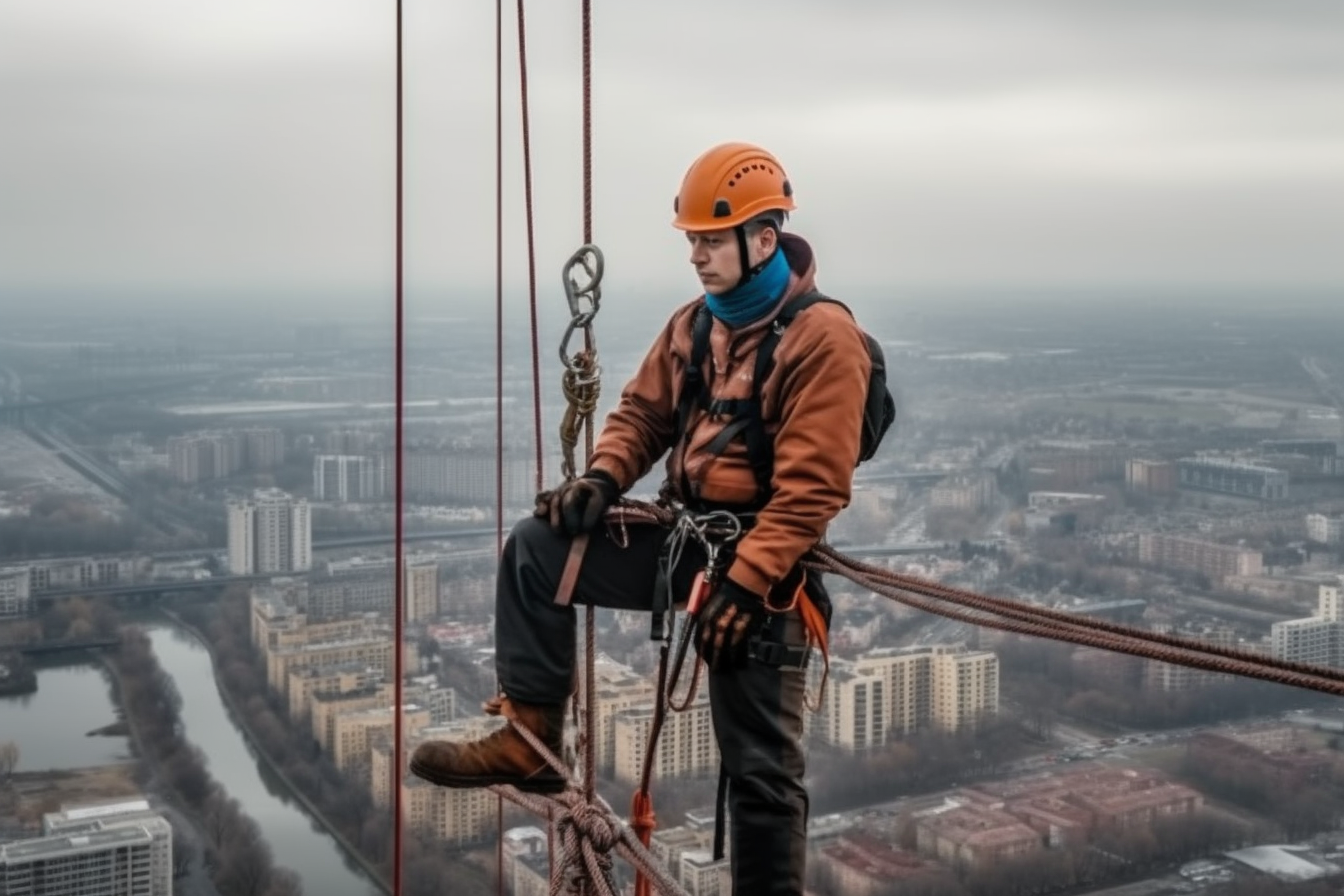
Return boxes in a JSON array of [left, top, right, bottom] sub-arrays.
[[695, 578, 767, 672], [534, 470, 619, 536]]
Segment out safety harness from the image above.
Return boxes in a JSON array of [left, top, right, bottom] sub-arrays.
[[674, 289, 896, 508]]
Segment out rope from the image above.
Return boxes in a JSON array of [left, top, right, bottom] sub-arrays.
[[578, 2, 599, 814], [495, 2, 509, 891], [516, 0, 544, 492], [487, 702, 692, 896], [608, 499, 1344, 698], [392, 2, 405, 892]]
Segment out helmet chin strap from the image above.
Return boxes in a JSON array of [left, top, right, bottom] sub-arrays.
[[731, 225, 773, 291]]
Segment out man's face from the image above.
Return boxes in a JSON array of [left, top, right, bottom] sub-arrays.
[[687, 226, 775, 293]]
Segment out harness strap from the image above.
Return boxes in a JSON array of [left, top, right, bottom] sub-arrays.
[[553, 533, 590, 607]]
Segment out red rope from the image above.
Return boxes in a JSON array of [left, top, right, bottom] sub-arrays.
[[582, 0, 593, 247], [495, 2, 505, 557], [495, 2, 506, 891], [516, 0, 544, 493], [392, 0, 405, 892], [579, 0, 599, 811]]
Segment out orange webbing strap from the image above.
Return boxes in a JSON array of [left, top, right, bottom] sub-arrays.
[[796, 580, 831, 711], [630, 790, 656, 896]]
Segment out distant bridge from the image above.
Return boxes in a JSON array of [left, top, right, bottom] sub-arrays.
[[853, 471, 948, 487], [839, 543, 949, 557], [32, 575, 272, 606], [0, 374, 243, 425], [17, 637, 122, 655]]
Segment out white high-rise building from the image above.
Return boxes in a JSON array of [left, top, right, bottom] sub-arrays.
[[1271, 582, 1344, 668], [0, 567, 30, 618], [0, 798, 172, 896], [227, 489, 311, 575]]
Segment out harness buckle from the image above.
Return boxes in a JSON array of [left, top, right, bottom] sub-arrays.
[[747, 636, 810, 670]]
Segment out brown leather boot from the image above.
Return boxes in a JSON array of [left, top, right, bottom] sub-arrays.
[[409, 696, 567, 794]]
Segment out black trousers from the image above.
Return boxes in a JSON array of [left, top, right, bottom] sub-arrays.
[[495, 515, 811, 896]]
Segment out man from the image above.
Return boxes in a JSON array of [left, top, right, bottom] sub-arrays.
[[410, 142, 870, 896]]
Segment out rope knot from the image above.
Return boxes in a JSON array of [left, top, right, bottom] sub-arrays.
[[554, 791, 620, 852]]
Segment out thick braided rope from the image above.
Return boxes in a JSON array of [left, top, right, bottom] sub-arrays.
[[494, 702, 692, 896], [610, 500, 1344, 697]]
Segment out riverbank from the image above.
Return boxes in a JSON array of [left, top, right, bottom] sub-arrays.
[[0, 765, 140, 830], [161, 607, 391, 896]]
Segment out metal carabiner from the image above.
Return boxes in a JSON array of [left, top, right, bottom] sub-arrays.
[[563, 244, 603, 325], [559, 244, 604, 370]]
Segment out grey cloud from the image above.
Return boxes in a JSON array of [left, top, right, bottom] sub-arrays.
[[0, 0, 1340, 311]]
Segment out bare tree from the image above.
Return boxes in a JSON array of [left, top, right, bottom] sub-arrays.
[[0, 740, 19, 778]]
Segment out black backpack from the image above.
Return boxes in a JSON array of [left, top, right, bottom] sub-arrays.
[[674, 291, 897, 506]]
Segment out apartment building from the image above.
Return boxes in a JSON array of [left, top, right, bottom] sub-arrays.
[[816, 832, 934, 896], [915, 804, 1041, 869], [227, 488, 311, 575], [612, 690, 717, 784], [930, 474, 996, 513], [312, 454, 386, 502], [26, 556, 142, 593], [648, 810, 728, 896], [372, 720, 502, 845], [1271, 582, 1344, 668], [308, 572, 396, 618], [816, 645, 999, 751], [932, 647, 1000, 731], [286, 662, 385, 722], [0, 799, 172, 896], [169, 428, 283, 485], [1137, 533, 1263, 581], [265, 635, 405, 704], [1125, 459, 1177, 496], [331, 705, 429, 775], [578, 654, 659, 773], [1144, 626, 1237, 692], [0, 568, 30, 618], [1307, 513, 1343, 545], [311, 684, 395, 751], [1177, 457, 1289, 502], [403, 561, 439, 623]]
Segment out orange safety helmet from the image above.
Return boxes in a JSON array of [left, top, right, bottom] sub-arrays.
[[672, 142, 796, 232]]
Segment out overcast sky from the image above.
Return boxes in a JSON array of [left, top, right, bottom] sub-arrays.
[[2, 0, 1342, 319]]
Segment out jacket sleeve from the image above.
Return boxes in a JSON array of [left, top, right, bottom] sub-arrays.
[[584, 313, 682, 491], [726, 305, 871, 597]]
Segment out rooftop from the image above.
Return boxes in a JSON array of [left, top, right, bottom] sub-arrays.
[[0, 826, 152, 861]]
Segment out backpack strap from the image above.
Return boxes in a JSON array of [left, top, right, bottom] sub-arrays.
[[673, 302, 715, 501], [735, 291, 848, 500], [674, 292, 848, 506]]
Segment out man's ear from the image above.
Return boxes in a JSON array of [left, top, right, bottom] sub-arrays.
[[758, 225, 778, 255]]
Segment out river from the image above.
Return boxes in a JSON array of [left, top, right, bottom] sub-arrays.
[[0, 623, 377, 896], [0, 661, 130, 771]]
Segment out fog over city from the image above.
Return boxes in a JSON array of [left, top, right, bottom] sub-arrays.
[[3, 4, 1344, 896]]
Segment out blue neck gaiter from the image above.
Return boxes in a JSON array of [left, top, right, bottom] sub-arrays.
[[704, 247, 791, 328]]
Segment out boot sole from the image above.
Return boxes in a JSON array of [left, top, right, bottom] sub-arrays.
[[409, 757, 567, 794]]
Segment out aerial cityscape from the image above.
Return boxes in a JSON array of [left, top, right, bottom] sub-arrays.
[[2, 296, 1343, 896]]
